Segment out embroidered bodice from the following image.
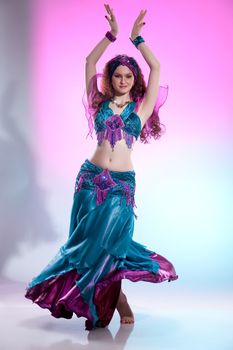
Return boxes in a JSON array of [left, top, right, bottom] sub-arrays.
[[94, 100, 142, 150]]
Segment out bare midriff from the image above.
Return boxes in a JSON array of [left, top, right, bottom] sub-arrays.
[[89, 138, 135, 171]]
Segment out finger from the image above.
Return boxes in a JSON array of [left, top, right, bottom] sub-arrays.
[[135, 10, 143, 20], [108, 6, 115, 18], [142, 10, 147, 18], [104, 4, 111, 14], [137, 9, 147, 21], [109, 9, 115, 18], [105, 4, 115, 19], [104, 4, 108, 11], [107, 4, 114, 15], [136, 10, 144, 21]]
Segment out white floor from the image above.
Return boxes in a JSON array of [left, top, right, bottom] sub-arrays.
[[0, 277, 232, 350]]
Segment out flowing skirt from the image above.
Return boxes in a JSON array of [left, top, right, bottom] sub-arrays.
[[25, 159, 178, 330]]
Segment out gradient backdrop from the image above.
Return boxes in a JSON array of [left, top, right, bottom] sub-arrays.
[[1, 0, 233, 293]]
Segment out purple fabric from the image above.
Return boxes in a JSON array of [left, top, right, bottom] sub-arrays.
[[105, 114, 125, 149], [96, 115, 135, 150], [96, 129, 105, 145], [123, 130, 134, 148], [108, 55, 139, 80], [82, 73, 103, 139], [25, 270, 92, 321], [150, 253, 178, 282], [105, 31, 117, 42], [93, 169, 117, 205], [95, 253, 178, 302], [96, 114, 126, 150], [25, 253, 178, 329]]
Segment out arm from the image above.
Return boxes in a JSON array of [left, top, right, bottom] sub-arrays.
[[130, 10, 161, 124], [85, 4, 118, 97]]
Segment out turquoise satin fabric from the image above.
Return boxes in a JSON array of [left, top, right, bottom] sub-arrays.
[[26, 159, 161, 326]]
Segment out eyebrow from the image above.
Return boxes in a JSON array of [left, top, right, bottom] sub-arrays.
[[114, 73, 133, 76]]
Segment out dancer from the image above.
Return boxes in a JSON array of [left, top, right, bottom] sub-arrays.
[[25, 4, 178, 330]]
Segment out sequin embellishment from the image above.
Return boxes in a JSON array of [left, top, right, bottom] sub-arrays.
[[74, 168, 136, 211], [93, 169, 117, 205], [97, 115, 126, 151]]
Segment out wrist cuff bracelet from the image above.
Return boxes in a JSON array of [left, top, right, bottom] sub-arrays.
[[105, 31, 117, 42], [130, 35, 145, 48]]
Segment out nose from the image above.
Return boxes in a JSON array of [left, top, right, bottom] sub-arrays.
[[120, 77, 126, 84]]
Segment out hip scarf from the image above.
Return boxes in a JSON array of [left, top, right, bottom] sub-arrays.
[[74, 159, 136, 213]]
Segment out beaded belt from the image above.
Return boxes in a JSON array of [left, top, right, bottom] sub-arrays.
[[74, 162, 136, 210]]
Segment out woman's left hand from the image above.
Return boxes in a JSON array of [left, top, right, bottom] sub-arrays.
[[130, 9, 147, 40], [104, 4, 119, 36]]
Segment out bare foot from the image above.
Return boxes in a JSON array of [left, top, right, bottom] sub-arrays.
[[116, 290, 134, 324]]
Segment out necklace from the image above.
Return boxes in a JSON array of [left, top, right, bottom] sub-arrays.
[[111, 98, 131, 108]]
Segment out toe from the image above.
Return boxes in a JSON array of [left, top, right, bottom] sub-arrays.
[[121, 317, 134, 324]]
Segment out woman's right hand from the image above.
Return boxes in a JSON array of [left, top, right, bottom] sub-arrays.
[[104, 4, 118, 36], [130, 9, 147, 40]]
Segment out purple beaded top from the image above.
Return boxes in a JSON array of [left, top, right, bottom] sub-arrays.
[[96, 112, 137, 150]]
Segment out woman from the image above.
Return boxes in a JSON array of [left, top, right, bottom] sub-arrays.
[[25, 4, 178, 330]]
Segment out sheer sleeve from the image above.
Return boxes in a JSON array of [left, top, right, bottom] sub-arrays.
[[82, 73, 104, 139]]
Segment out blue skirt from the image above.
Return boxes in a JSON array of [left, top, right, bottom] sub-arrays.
[[25, 159, 178, 330]]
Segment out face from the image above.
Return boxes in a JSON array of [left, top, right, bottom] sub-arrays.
[[111, 65, 135, 96]]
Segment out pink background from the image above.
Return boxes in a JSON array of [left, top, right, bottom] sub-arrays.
[[2, 0, 233, 289]]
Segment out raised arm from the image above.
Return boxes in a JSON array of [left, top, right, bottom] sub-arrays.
[[85, 4, 118, 98], [130, 10, 161, 125]]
